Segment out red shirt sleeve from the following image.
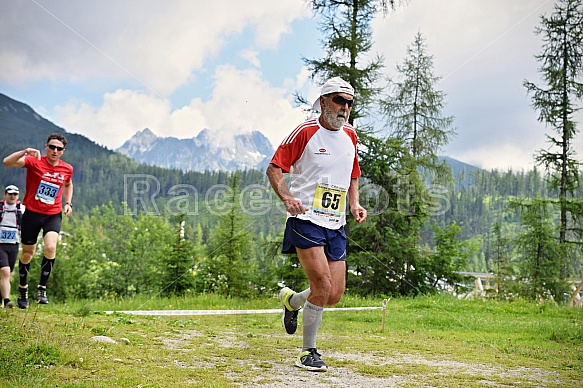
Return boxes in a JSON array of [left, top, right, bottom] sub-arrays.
[[270, 122, 317, 173], [344, 127, 361, 179]]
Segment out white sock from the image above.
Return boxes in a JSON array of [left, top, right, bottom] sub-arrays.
[[302, 301, 323, 350], [290, 288, 310, 310]]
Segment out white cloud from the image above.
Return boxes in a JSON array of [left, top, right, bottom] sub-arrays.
[[453, 143, 538, 172], [0, 0, 309, 95], [56, 90, 175, 149], [56, 66, 308, 150], [3, 0, 579, 172], [241, 50, 261, 68], [370, 0, 558, 170]]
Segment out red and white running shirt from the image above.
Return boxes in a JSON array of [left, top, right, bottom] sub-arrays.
[[271, 118, 361, 229]]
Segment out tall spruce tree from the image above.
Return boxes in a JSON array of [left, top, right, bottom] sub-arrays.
[[523, 0, 583, 278], [381, 32, 456, 174], [203, 172, 256, 296], [490, 222, 515, 299], [159, 214, 196, 297], [303, 0, 405, 295], [511, 199, 568, 301], [352, 32, 459, 296], [305, 0, 397, 126], [304, 1, 469, 296]]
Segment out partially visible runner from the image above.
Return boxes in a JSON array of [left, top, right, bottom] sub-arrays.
[[0, 185, 24, 309], [3, 133, 73, 308], [266, 77, 367, 372]]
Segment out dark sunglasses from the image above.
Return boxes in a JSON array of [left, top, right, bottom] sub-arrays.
[[331, 95, 354, 108], [6, 193, 18, 195], [47, 144, 65, 151]]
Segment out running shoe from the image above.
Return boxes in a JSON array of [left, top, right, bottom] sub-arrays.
[[295, 348, 327, 371], [278, 287, 299, 334], [17, 287, 28, 309], [35, 287, 48, 304], [4, 300, 14, 309]]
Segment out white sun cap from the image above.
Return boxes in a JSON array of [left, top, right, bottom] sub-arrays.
[[5, 185, 19, 194], [312, 77, 355, 112]]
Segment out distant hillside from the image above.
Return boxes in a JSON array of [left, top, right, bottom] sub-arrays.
[[0, 93, 114, 156], [0, 93, 116, 198], [0, 93, 261, 212], [440, 156, 482, 188], [0, 91, 482, 213]]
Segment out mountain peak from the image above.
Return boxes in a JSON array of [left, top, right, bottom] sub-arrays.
[[117, 128, 159, 156], [138, 128, 157, 137], [116, 129, 274, 172]]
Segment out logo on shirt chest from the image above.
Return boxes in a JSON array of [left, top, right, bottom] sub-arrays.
[[314, 147, 330, 156], [42, 172, 66, 184]]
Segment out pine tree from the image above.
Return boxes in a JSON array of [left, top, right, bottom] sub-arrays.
[[159, 214, 196, 297], [381, 32, 456, 174], [305, 0, 398, 126], [523, 0, 583, 278], [203, 172, 257, 296], [511, 199, 568, 301]]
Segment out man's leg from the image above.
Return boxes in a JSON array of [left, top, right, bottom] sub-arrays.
[[1, 266, 11, 307], [326, 259, 346, 306], [294, 246, 346, 371], [297, 246, 328, 351], [17, 243, 35, 309], [35, 231, 58, 304], [298, 248, 346, 345], [289, 288, 311, 309], [297, 246, 346, 306]]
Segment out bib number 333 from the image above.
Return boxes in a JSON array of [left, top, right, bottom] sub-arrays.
[[36, 180, 59, 205]]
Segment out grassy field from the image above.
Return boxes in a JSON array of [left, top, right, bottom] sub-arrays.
[[1, 294, 582, 387]]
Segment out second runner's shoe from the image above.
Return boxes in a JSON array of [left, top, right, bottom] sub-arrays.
[[17, 287, 29, 309], [278, 287, 299, 334], [35, 287, 49, 304]]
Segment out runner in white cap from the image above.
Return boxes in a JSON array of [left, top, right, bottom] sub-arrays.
[[0, 185, 24, 308], [267, 76, 367, 371]]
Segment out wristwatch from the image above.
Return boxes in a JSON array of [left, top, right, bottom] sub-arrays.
[[65, 202, 73, 207]]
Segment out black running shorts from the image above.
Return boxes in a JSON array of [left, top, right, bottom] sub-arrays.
[[20, 209, 62, 246]]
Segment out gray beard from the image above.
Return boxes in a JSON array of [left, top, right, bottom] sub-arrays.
[[322, 104, 347, 130]]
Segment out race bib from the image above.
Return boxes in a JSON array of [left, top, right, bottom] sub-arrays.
[[36, 180, 60, 204], [0, 227, 18, 244], [312, 184, 347, 222]]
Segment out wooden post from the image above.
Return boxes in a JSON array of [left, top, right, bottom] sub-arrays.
[[381, 298, 389, 332]]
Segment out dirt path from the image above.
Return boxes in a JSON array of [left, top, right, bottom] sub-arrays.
[[163, 329, 562, 387]]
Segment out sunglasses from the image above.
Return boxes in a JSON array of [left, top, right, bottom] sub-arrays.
[[6, 193, 18, 195], [331, 95, 354, 108], [47, 144, 65, 151]]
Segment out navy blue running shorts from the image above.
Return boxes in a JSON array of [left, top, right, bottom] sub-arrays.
[[282, 217, 347, 261]]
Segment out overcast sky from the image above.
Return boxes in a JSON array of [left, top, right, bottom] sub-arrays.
[[1, 0, 581, 171]]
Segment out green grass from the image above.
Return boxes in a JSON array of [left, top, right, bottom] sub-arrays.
[[1, 294, 582, 387]]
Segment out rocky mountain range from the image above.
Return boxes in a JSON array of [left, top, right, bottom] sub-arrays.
[[0, 91, 479, 178], [116, 128, 274, 172]]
